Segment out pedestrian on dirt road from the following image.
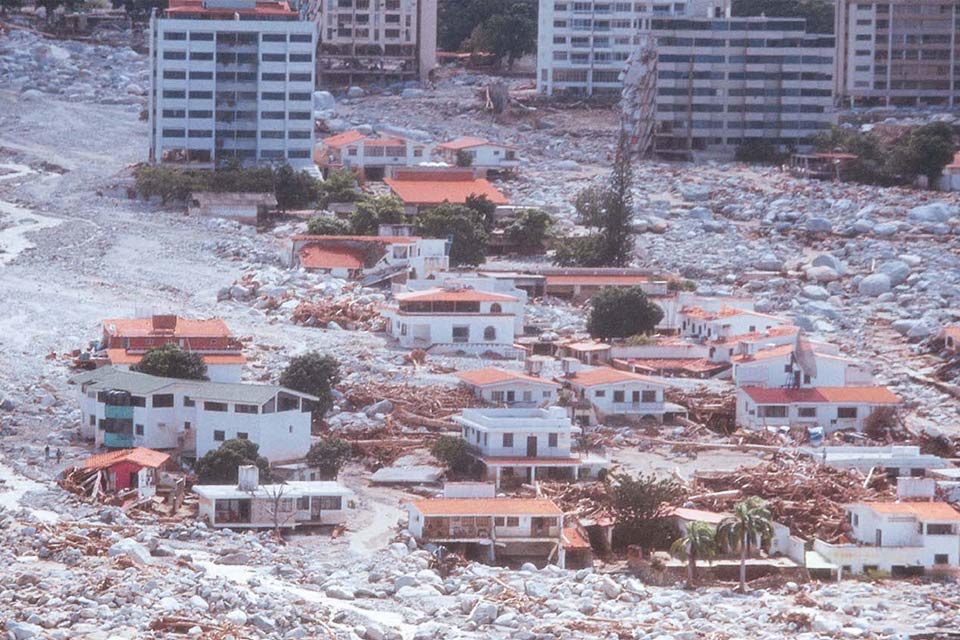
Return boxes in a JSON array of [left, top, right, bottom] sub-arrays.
[[45, 445, 50, 459], [56, 448, 62, 464]]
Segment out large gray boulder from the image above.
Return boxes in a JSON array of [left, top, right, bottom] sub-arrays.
[[805, 217, 833, 234], [805, 265, 840, 283], [312, 90, 336, 111], [878, 260, 910, 286], [907, 202, 954, 224], [468, 601, 499, 625], [107, 538, 152, 565], [811, 253, 844, 274], [858, 273, 892, 297], [756, 253, 783, 272]]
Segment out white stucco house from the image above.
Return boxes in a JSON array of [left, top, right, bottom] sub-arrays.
[[815, 501, 960, 576], [454, 406, 608, 488], [736, 385, 902, 434], [561, 365, 686, 425], [680, 306, 791, 345], [381, 285, 523, 355], [732, 341, 874, 389], [194, 466, 353, 529], [454, 367, 560, 407], [71, 367, 315, 462], [433, 137, 520, 175]]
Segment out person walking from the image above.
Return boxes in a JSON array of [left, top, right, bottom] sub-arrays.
[[56, 448, 63, 464], [44, 445, 50, 459]]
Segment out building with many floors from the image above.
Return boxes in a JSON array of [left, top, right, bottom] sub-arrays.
[[148, 0, 317, 169], [834, 0, 960, 109]]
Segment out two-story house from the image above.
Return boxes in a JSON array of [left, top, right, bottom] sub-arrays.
[[195, 465, 353, 529], [680, 306, 791, 345], [315, 129, 433, 181], [90, 315, 246, 383], [455, 367, 560, 406], [381, 285, 522, 356], [560, 365, 686, 425], [406, 496, 565, 566], [289, 234, 449, 282], [72, 367, 315, 462], [814, 501, 960, 576], [433, 137, 520, 176], [731, 338, 874, 389], [736, 385, 902, 434], [453, 407, 608, 488]]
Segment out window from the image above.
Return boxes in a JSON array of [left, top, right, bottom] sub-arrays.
[[191, 51, 213, 61], [163, 31, 186, 40], [262, 72, 285, 81], [188, 91, 212, 99], [288, 73, 311, 82], [595, 390, 605, 397], [188, 110, 212, 118], [189, 31, 213, 40], [262, 33, 286, 42], [549, 433, 558, 448], [162, 90, 185, 100], [290, 34, 312, 42], [288, 92, 311, 101], [184, 396, 195, 407], [494, 516, 505, 526], [506, 517, 519, 527], [163, 50, 186, 60], [641, 390, 657, 403], [491, 391, 504, 402], [784, 364, 792, 373], [452, 326, 469, 343], [237, 432, 248, 440], [483, 326, 496, 341], [262, 53, 286, 62], [613, 390, 625, 403], [490, 303, 502, 313], [502, 433, 513, 447], [760, 406, 788, 418], [235, 404, 259, 414], [798, 407, 817, 418], [289, 54, 312, 62], [319, 496, 342, 510], [184, 421, 191, 430], [927, 524, 954, 535], [261, 91, 284, 100], [935, 554, 949, 565], [152, 394, 174, 408], [213, 430, 225, 441], [803, 374, 812, 384], [297, 496, 309, 510], [204, 401, 228, 412], [131, 396, 146, 408], [189, 71, 213, 80], [288, 131, 311, 139], [88, 414, 95, 426], [543, 390, 552, 398], [162, 109, 185, 118], [837, 407, 858, 419], [135, 424, 144, 435]]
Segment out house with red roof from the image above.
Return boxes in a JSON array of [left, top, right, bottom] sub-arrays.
[[736, 385, 901, 433], [815, 501, 960, 576], [680, 305, 792, 346], [454, 367, 560, 407], [289, 233, 449, 281], [433, 137, 520, 176], [92, 315, 245, 384], [381, 283, 523, 355], [315, 130, 434, 181], [560, 364, 686, 425], [406, 496, 566, 566], [384, 168, 509, 214], [81, 447, 171, 499]]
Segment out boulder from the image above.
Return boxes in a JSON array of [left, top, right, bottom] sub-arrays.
[[858, 273, 891, 297], [225, 609, 248, 625], [873, 222, 899, 236], [325, 585, 356, 600], [811, 253, 844, 274], [805, 217, 833, 234], [679, 184, 711, 202], [556, 160, 580, 171], [878, 260, 910, 286], [313, 91, 336, 110], [107, 538, 152, 565], [467, 601, 499, 625], [801, 285, 830, 301], [805, 265, 840, 283], [907, 202, 954, 224], [755, 253, 783, 272], [7, 622, 43, 640], [400, 88, 425, 98], [347, 86, 365, 98]]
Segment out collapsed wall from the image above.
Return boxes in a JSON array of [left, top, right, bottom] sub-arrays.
[[619, 33, 657, 158]]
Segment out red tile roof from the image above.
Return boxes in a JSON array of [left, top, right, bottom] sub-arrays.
[[438, 137, 513, 151], [855, 502, 960, 521], [731, 344, 795, 363], [165, 0, 297, 17], [322, 130, 366, 148], [83, 447, 170, 470], [299, 245, 366, 270], [455, 367, 559, 388], [682, 306, 785, 322], [103, 317, 232, 339], [741, 386, 901, 405], [384, 173, 508, 206], [567, 367, 665, 387], [562, 527, 592, 550], [411, 498, 562, 516], [396, 288, 518, 303]]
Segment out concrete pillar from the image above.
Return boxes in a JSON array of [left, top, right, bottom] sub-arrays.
[[494, 466, 501, 490], [529, 466, 536, 484], [558, 546, 566, 570]]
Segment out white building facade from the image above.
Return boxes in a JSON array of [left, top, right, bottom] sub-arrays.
[[455, 367, 560, 407], [562, 365, 685, 424], [72, 368, 316, 462], [148, 0, 317, 169], [736, 385, 901, 433]]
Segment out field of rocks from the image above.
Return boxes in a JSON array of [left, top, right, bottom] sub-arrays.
[[2, 22, 960, 640]]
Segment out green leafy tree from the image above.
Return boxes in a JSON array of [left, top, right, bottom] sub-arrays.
[[415, 203, 488, 266], [455, 150, 474, 168], [505, 208, 552, 254], [195, 439, 271, 485], [438, 0, 537, 52], [274, 163, 321, 212], [307, 216, 352, 235], [716, 497, 774, 593], [465, 194, 498, 232], [587, 286, 664, 341], [670, 521, 718, 587], [430, 435, 474, 472], [306, 438, 354, 479], [131, 344, 208, 380], [350, 195, 405, 235], [552, 235, 606, 267], [888, 122, 955, 188], [279, 352, 341, 417], [609, 472, 685, 550], [318, 170, 361, 208], [466, 3, 537, 68]]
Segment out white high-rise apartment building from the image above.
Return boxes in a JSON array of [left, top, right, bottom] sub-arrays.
[[305, 0, 437, 86], [148, 0, 317, 169], [537, 0, 726, 96]]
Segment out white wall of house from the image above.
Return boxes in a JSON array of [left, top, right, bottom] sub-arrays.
[[386, 310, 518, 350], [192, 400, 311, 462], [438, 144, 519, 169], [737, 390, 891, 433], [573, 381, 666, 416], [406, 506, 561, 540], [456, 407, 575, 458], [198, 490, 349, 529], [467, 381, 557, 406], [682, 312, 787, 341], [733, 353, 872, 388]]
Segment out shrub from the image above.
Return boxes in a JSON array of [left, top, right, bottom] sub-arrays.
[[279, 352, 341, 417], [132, 344, 208, 380]]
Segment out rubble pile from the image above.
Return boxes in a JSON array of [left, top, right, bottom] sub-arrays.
[[338, 381, 483, 428], [692, 459, 895, 541], [539, 480, 614, 524], [665, 385, 736, 434], [0, 27, 147, 107], [291, 297, 383, 331]]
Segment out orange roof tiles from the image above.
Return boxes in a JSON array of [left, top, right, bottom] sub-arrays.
[[562, 527, 592, 550], [83, 447, 170, 470], [291, 234, 419, 243], [735, 326, 801, 343], [396, 288, 518, 303], [299, 245, 366, 270], [455, 367, 559, 388], [384, 174, 508, 206], [567, 367, 665, 387], [546, 274, 652, 286], [411, 498, 562, 516], [731, 344, 796, 363], [322, 130, 366, 148], [855, 502, 960, 521], [438, 137, 511, 151], [165, 0, 296, 17], [943, 325, 960, 340], [103, 317, 232, 339], [623, 358, 728, 373], [741, 386, 901, 405], [681, 306, 784, 323]]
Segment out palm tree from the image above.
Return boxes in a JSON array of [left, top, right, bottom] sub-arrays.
[[716, 497, 774, 593], [670, 521, 718, 587]]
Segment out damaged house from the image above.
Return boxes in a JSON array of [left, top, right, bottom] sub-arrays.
[[289, 234, 449, 282]]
